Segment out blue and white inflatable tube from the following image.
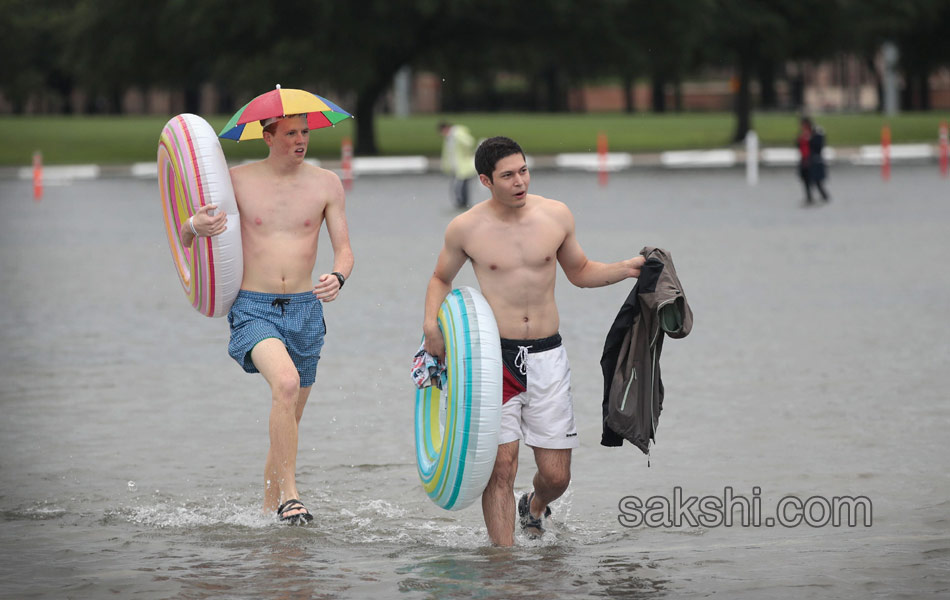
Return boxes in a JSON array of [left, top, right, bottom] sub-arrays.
[[415, 287, 502, 511]]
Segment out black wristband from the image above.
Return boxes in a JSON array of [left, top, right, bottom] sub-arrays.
[[331, 271, 345, 289]]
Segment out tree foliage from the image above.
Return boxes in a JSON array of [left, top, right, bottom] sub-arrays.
[[2, 0, 949, 149]]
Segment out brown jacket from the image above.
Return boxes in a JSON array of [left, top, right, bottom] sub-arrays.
[[600, 246, 693, 454]]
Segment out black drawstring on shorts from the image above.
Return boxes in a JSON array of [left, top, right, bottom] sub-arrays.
[[271, 298, 290, 314]]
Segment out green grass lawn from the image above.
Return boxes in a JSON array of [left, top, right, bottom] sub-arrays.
[[2, 111, 949, 166]]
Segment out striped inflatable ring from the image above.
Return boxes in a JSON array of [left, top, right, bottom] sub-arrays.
[[415, 287, 502, 511], [157, 113, 242, 317]]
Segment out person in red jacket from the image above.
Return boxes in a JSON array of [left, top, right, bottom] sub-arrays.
[[797, 117, 831, 205]]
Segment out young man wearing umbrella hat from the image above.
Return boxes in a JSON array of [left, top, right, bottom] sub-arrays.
[[185, 90, 354, 524]]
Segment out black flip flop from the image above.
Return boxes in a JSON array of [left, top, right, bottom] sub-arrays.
[[518, 492, 551, 536], [276, 498, 314, 525]]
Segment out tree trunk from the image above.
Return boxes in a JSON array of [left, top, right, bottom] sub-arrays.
[[901, 69, 934, 111], [184, 87, 200, 115], [920, 70, 932, 111], [864, 56, 883, 113], [901, 71, 922, 111], [732, 58, 752, 143], [481, 73, 500, 111], [217, 89, 234, 115], [541, 66, 568, 112], [440, 75, 459, 112], [622, 74, 636, 114], [531, 76, 544, 111], [49, 72, 75, 114], [651, 74, 666, 113], [543, 68, 556, 111], [354, 89, 379, 156], [758, 61, 777, 109], [110, 89, 123, 114]]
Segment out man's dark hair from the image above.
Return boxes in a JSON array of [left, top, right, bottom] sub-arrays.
[[475, 136, 524, 181]]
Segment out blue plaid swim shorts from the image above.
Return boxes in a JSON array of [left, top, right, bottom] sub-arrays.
[[227, 290, 326, 388]]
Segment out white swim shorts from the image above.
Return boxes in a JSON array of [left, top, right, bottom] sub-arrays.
[[499, 333, 579, 449]]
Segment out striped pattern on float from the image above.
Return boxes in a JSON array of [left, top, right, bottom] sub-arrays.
[[157, 113, 243, 318], [415, 287, 502, 511]]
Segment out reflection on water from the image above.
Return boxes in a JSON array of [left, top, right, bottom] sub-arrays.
[[118, 524, 669, 600], [396, 547, 667, 599], [396, 546, 667, 599]]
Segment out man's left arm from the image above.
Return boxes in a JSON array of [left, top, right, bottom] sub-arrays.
[[555, 203, 643, 288], [314, 174, 355, 302]]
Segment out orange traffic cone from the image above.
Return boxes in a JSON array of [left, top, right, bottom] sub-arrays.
[[33, 151, 43, 201]]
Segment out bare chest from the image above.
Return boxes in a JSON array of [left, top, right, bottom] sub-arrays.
[[238, 187, 326, 235], [466, 222, 563, 273]]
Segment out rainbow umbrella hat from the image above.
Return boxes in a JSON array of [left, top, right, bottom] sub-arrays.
[[218, 84, 352, 141]]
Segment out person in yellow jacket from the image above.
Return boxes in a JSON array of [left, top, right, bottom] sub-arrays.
[[438, 122, 478, 208]]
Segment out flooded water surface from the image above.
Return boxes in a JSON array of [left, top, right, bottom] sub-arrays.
[[1, 165, 948, 598]]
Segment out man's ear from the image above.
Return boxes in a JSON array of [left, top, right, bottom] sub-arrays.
[[478, 173, 492, 188]]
